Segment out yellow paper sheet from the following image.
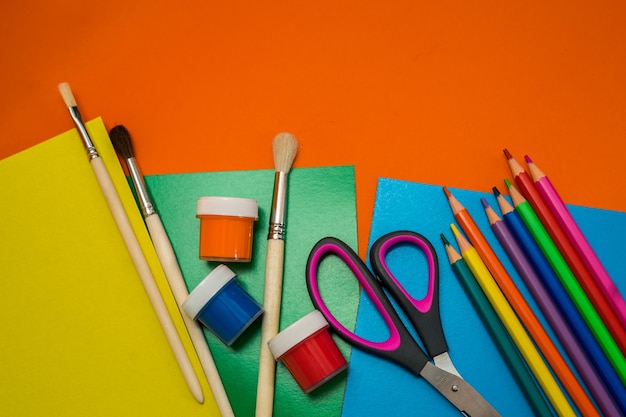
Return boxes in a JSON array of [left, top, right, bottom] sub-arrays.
[[0, 118, 220, 416]]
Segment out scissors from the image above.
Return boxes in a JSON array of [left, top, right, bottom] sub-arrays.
[[306, 231, 501, 417]]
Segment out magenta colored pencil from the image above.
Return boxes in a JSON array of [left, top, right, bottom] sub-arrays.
[[483, 198, 619, 417], [525, 155, 626, 328]]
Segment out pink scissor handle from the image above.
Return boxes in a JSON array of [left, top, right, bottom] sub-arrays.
[[306, 237, 430, 374], [373, 232, 437, 312], [369, 231, 449, 358]]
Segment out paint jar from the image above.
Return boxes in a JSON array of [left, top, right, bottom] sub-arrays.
[[196, 196, 259, 262], [268, 310, 347, 393], [182, 264, 263, 346]]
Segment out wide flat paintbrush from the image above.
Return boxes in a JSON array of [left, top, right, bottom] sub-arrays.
[[256, 132, 299, 417], [57, 83, 203, 404], [109, 125, 234, 416]]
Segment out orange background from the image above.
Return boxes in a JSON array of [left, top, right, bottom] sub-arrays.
[[2, 0, 625, 256]]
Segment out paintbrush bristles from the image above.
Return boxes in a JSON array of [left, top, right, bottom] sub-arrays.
[[109, 125, 136, 160], [272, 133, 299, 173], [58, 82, 77, 107]]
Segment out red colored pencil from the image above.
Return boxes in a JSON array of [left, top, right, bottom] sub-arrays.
[[443, 187, 599, 417], [503, 149, 626, 352]]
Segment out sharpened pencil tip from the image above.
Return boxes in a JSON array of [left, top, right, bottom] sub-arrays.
[[450, 223, 461, 236], [492, 186, 501, 197], [524, 155, 533, 163], [503, 148, 513, 159], [504, 178, 512, 188], [442, 186, 451, 198], [480, 197, 489, 209], [440, 233, 450, 246]]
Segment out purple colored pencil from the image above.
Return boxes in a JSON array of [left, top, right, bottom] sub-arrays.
[[482, 197, 620, 417]]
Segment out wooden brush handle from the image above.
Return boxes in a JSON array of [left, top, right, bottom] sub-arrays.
[[145, 214, 234, 416], [256, 239, 286, 417], [90, 157, 204, 404]]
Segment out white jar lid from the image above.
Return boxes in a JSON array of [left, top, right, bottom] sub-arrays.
[[197, 196, 258, 218], [182, 264, 236, 319], [268, 310, 329, 359]]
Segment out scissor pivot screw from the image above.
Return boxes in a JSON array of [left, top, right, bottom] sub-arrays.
[[451, 385, 459, 392]]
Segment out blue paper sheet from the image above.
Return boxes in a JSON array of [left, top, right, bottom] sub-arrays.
[[341, 178, 625, 417]]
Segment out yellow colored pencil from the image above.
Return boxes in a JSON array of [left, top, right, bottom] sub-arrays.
[[450, 224, 575, 417]]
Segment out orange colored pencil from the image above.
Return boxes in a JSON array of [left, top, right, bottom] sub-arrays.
[[443, 187, 600, 417]]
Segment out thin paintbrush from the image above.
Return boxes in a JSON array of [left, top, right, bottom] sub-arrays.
[[57, 83, 203, 404], [256, 133, 299, 417], [109, 125, 234, 416]]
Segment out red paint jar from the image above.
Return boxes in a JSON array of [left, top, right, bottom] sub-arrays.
[[268, 310, 347, 393], [196, 196, 258, 262]]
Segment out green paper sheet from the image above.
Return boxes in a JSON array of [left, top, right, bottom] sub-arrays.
[[145, 166, 359, 417]]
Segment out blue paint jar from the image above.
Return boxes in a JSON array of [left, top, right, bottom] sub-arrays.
[[183, 264, 263, 346]]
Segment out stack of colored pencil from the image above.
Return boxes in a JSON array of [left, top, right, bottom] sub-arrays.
[[440, 151, 626, 417]]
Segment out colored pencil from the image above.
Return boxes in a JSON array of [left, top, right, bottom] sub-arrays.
[[525, 155, 626, 328], [450, 224, 576, 417], [504, 150, 626, 352], [440, 234, 554, 417], [483, 198, 617, 417], [495, 187, 626, 414], [444, 187, 595, 416], [505, 179, 626, 384]]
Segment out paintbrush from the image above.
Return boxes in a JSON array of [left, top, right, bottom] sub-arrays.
[[109, 125, 234, 416], [256, 132, 299, 417], [57, 83, 204, 404]]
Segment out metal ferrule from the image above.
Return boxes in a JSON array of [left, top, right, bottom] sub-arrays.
[[267, 171, 288, 240], [127, 157, 156, 217], [69, 106, 99, 160]]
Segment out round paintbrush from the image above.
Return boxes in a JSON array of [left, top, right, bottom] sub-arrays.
[[256, 133, 299, 417], [110, 126, 234, 416]]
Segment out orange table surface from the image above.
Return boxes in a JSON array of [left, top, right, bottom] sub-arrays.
[[2, 0, 625, 256]]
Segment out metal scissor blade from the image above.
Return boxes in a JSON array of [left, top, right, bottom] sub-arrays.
[[420, 362, 501, 417], [432, 352, 462, 378]]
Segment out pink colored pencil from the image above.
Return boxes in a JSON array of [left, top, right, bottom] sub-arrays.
[[525, 155, 626, 327]]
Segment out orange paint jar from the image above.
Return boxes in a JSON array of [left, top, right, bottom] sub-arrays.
[[196, 196, 259, 262]]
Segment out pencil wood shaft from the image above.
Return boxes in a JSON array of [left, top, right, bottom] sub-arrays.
[[256, 239, 285, 417], [145, 214, 234, 416]]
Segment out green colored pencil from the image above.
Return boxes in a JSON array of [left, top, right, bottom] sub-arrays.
[[441, 234, 554, 417], [505, 179, 626, 383]]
